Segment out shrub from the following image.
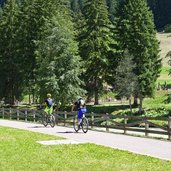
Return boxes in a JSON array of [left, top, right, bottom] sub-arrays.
[[164, 24, 171, 33]]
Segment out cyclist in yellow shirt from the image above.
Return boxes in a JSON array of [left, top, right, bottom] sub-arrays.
[[44, 93, 53, 115]]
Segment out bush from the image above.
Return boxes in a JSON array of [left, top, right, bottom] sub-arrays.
[[164, 24, 171, 33]]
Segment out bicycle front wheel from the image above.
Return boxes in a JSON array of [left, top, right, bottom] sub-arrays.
[[82, 117, 88, 133], [50, 115, 56, 128]]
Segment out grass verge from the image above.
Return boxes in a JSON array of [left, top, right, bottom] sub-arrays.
[[0, 126, 171, 171]]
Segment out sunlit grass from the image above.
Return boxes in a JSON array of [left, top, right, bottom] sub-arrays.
[[1, 126, 171, 171]]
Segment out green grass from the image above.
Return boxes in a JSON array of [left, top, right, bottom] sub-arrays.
[[143, 90, 171, 109], [1, 127, 171, 171], [161, 67, 170, 74]]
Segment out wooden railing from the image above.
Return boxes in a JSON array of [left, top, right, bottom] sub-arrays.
[[0, 108, 171, 139]]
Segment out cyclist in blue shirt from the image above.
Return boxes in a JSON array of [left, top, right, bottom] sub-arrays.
[[71, 97, 87, 126], [44, 93, 53, 115]]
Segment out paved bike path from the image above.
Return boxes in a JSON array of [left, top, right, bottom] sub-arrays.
[[1, 119, 171, 161]]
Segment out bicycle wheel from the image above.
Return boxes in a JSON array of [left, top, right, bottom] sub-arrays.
[[50, 115, 55, 128], [74, 115, 80, 132], [42, 115, 48, 127], [82, 117, 88, 133]]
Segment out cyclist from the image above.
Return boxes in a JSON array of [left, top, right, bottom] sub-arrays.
[[44, 93, 53, 115], [71, 97, 87, 126]]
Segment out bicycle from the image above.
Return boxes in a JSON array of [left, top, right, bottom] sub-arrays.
[[42, 113, 56, 128], [74, 113, 88, 133]]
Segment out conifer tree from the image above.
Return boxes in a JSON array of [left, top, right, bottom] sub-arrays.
[[115, 0, 161, 113], [17, 0, 58, 103], [36, 6, 85, 106], [79, 0, 117, 104], [0, 0, 23, 104]]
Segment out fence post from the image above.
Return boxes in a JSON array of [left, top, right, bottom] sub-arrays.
[[2, 107, 4, 119], [9, 108, 12, 120], [124, 115, 128, 134], [55, 112, 58, 125], [25, 111, 27, 122], [91, 112, 94, 129], [64, 111, 67, 126], [33, 111, 36, 122], [106, 113, 109, 132], [17, 109, 19, 121], [145, 118, 149, 136], [168, 117, 171, 139]]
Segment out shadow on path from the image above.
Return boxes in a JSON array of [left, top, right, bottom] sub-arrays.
[[28, 126, 46, 128], [56, 131, 81, 134]]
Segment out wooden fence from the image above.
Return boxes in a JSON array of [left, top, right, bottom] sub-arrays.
[[0, 108, 171, 139]]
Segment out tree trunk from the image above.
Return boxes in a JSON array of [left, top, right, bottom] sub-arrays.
[[129, 97, 132, 113], [86, 93, 92, 103], [133, 95, 138, 107], [94, 90, 99, 105], [94, 77, 99, 105], [139, 96, 143, 114]]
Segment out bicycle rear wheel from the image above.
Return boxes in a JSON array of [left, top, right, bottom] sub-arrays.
[[50, 115, 55, 128], [82, 117, 88, 133], [74, 115, 80, 132], [42, 115, 48, 127]]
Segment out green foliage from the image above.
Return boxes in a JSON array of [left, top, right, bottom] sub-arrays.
[[36, 6, 85, 105], [115, 0, 161, 113], [79, 0, 117, 104], [142, 108, 169, 117], [0, 0, 24, 104], [164, 93, 171, 104], [115, 50, 137, 99], [164, 24, 171, 33], [18, 0, 58, 102], [106, 0, 119, 23]]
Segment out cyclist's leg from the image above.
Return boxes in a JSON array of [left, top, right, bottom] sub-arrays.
[[49, 107, 53, 115], [77, 109, 83, 125], [44, 107, 49, 116]]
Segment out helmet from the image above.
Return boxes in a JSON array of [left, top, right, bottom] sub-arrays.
[[47, 93, 51, 98], [78, 96, 82, 100]]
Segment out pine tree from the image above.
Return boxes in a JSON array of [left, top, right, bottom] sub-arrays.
[[115, 0, 161, 113], [79, 0, 117, 104], [17, 0, 58, 103], [36, 5, 85, 106], [0, 0, 23, 104], [115, 50, 138, 111]]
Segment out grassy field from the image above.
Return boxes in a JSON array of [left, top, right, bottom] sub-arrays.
[[1, 126, 171, 171]]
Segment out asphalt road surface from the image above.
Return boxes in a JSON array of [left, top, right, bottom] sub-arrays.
[[1, 119, 171, 161]]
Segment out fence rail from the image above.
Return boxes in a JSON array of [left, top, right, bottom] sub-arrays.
[[0, 108, 171, 139]]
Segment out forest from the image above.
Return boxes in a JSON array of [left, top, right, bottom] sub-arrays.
[[0, 0, 170, 113]]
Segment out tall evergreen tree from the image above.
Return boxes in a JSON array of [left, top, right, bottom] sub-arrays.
[[115, 0, 161, 113], [79, 0, 116, 104], [17, 0, 58, 103], [36, 7, 84, 106], [0, 0, 23, 104]]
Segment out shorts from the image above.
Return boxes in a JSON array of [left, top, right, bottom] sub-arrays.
[[77, 108, 87, 119], [44, 107, 53, 114]]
